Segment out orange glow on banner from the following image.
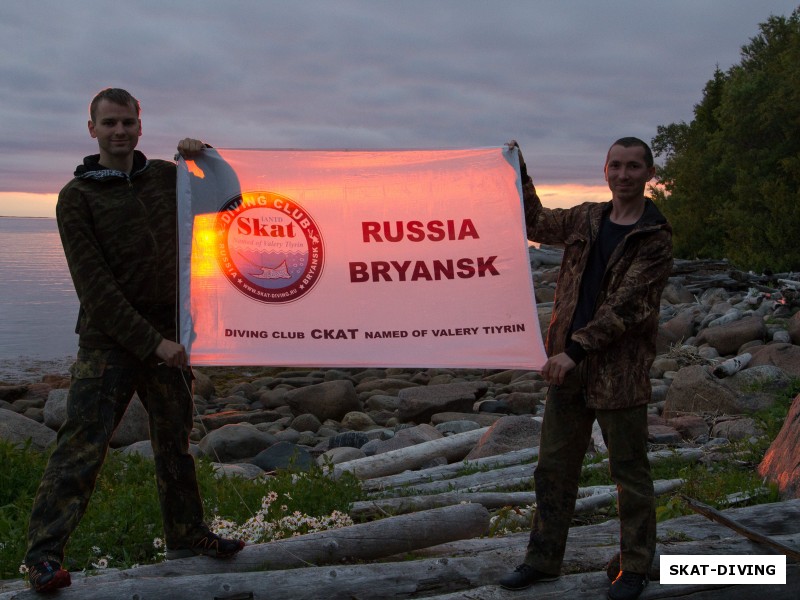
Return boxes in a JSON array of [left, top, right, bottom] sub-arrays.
[[177, 148, 546, 369]]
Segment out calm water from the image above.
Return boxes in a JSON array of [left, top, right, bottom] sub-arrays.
[[0, 217, 79, 382]]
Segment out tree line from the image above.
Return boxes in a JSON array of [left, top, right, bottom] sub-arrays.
[[651, 8, 800, 273]]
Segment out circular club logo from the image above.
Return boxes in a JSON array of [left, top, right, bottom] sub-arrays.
[[215, 191, 324, 303]]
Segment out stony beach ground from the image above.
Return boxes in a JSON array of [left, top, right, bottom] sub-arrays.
[[2, 250, 800, 597]]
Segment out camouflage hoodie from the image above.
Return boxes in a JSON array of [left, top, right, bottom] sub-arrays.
[[56, 150, 179, 361], [523, 178, 673, 409]]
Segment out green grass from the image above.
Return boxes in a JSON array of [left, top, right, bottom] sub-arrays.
[[0, 442, 361, 580], [490, 379, 799, 534]]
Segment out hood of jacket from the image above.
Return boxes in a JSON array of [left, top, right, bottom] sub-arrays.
[[73, 150, 149, 180]]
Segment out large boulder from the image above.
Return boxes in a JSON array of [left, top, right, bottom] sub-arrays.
[[748, 343, 800, 377], [43, 389, 150, 448], [788, 311, 800, 345], [198, 422, 276, 462], [694, 315, 766, 356], [465, 415, 542, 460], [0, 408, 56, 451], [396, 381, 489, 423], [250, 441, 313, 472], [663, 364, 789, 418], [758, 393, 800, 499], [285, 380, 360, 422]]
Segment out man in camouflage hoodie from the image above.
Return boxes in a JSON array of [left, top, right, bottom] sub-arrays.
[[499, 138, 672, 600], [23, 88, 243, 593]]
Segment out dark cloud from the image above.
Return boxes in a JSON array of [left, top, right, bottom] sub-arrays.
[[1, 0, 797, 195]]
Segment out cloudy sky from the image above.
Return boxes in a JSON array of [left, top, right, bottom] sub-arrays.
[[1, 0, 797, 217]]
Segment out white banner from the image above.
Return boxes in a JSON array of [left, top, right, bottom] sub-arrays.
[[177, 147, 546, 369]]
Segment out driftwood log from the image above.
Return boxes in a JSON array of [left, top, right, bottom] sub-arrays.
[[77, 503, 489, 582], [5, 512, 796, 599], [351, 478, 684, 519], [362, 447, 538, 493], [3, 501, 798, 599], [681, 495, 800, 562], [332, 427, 489, 480]]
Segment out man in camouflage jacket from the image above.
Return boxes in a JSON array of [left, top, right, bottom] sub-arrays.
[[23, 88, 243, 594], [499, 138, 672, 600]]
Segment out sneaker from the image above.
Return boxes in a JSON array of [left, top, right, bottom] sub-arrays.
[[166, 530, 245, 560], [498, 563, 559, 590], [608, 571, 648, 600], [28, 560, 71, 593]]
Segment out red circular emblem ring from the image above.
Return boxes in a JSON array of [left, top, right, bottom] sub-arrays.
[[215, 191, 324, 303]]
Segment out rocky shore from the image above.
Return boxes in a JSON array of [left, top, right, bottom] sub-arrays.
[[2, 250, 800, 490]]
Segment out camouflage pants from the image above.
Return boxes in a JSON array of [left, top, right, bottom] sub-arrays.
[[525, 366, 656, 575], [25, 348, 205, 566]]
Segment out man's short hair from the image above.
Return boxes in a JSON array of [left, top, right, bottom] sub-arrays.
[[89, 88, 140, 122], [607, 137, 654, 168]]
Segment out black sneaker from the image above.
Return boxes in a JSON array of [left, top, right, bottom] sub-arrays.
[[608, 571, 648, 600], [498, 563, 559, 590], [28, 560, 71, 593], [166, 530, 245, 560]]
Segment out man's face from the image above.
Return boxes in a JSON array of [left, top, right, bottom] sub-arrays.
[[88, 99, 141, 163], [604, 144, 655, 202]]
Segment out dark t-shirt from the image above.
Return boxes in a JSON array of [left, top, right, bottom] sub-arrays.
[[565, 215, 635, 362]]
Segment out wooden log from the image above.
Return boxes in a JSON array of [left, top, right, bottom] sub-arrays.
[[0, 556, 510, 600], [331, 427, 489, 480], [419, 565, 800, 600], [375, 462, 533, 496], [712, 353, 752, 378], [351, 479, 683, 519], [11, 533, 798, 600], [361, 447, 538, 493], [94, 503, 490, 580], [681, 495, 800, 562]]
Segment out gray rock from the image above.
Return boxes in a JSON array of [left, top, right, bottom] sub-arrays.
[[396, 381, 489, 423], [250, 441, 313, 472], [273, 428, 301, 444], [119, 440, 202, 460], [749, 343, 800, 377], [663, 364, 786, 418], [192, 369, 215, 400], [648, 424, 683, 445], [290, 413, 322, 433], [435, 420, 482, 435], [212, 462, 265, 479], [43, 389, 149, 448], [788, 311, 800, 345], [367, 423, 442, 455], [0, 408, 56, 451], [285, 380, 360, 422], [667, 415, 709, 441], [694, 315, 766, 356], [465, 415, 542, 460], [327, 431, 371, 449], [316, 446, 366, 466], [198, 422, 276, 462], [711, 417, 763, 442], [340, 411, 377, 431]]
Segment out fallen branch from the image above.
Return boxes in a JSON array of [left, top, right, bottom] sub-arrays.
[[681, 495, 800, 562]]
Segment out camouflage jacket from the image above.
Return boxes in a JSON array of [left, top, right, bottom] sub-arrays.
[[56, 151, 179, 361], [523, 178, 673, 409]]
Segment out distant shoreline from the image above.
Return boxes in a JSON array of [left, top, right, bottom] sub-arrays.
[[0, 215, 54, 219]]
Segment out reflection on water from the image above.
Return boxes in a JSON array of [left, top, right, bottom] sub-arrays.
[[0, 217, 78, 382]]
